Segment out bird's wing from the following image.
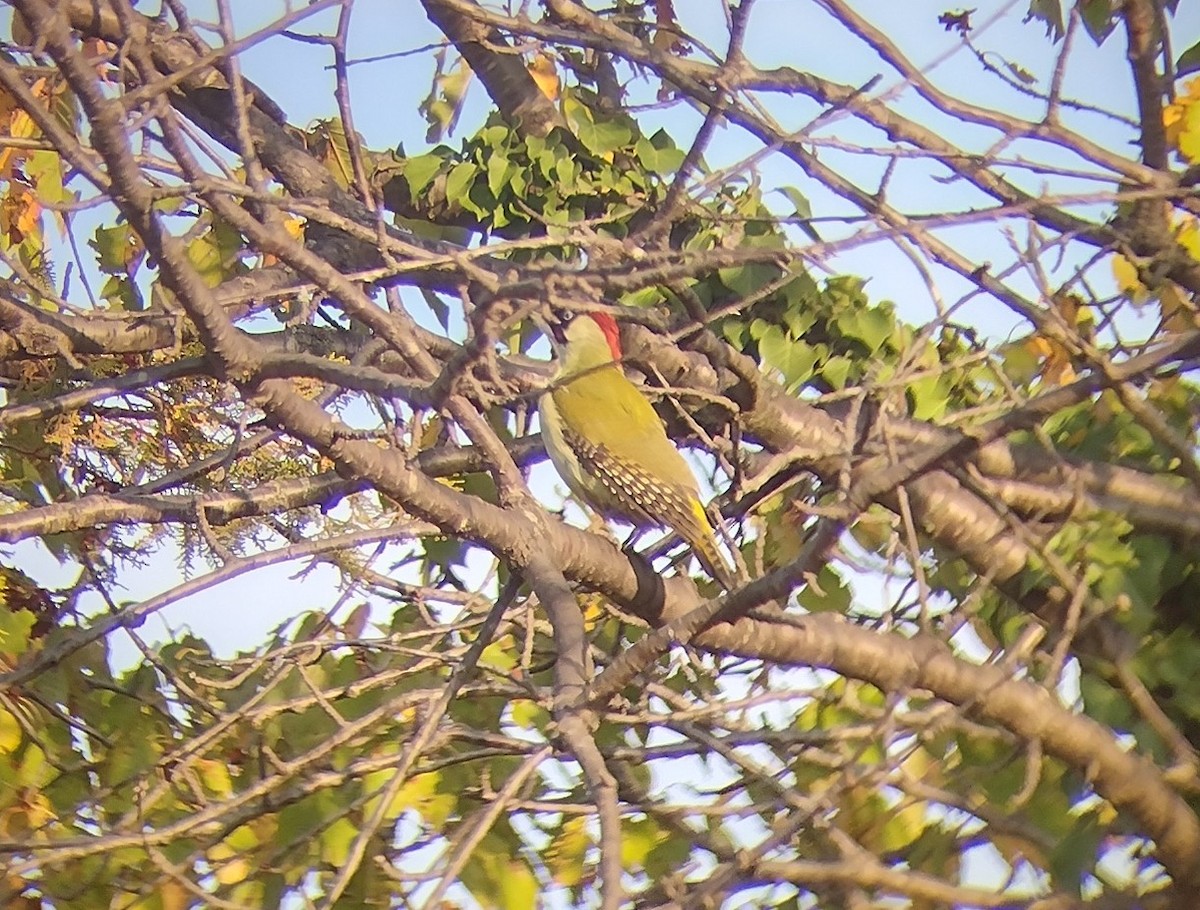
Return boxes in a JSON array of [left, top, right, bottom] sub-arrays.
[[550, 365, 698, 491]]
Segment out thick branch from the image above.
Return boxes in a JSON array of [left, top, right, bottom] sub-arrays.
[[422, 0, 564, 137]]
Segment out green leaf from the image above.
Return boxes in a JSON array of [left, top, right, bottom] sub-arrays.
[[575, 117, 633, 156], [486, 152, 514, 196], [621, 285, 667, 310], [822, 354, 853, 389], [1122, 535, 1169, 613], [11, 741, 50, 788], [403, 153, 444, 196], [90, 223, 139, 274], [463, 182, 494, 218], [555, 156, 578, 189], [644, 825, 691, 878], [1079, 674, 1133, 730], [309, 118, 354, 189], [187, 221, 244, 288], [1025, 0, 1065, 40], [420, 55, 471, 142], [1079, 0, 1118, 44], [228, 880, 267, 905], [100, 275, 145, 311], [777, 186, 821, 242], [782, 303, 817, 338], [1000, 338, 1042, 385], [759, 325, 817, 388], [362, 764, 413, 824], [635, 130, 686, 173], [721, 319, 746, 347], [0, 608, 36, 659], [718, 262, 777, 296], [524, 134, 546, 159], [26, 150, 66, 207], [878, 800, 926, 852], [1049, 812, 1101, 884], [908, 373, 951, 420], [561, 94, 595, 131], [479, 633, 518, 671], [444, 161, 478, 205], [840, 307, 893, 355], [1178, 39, 1200, 77], [797, 564, 852, 613]]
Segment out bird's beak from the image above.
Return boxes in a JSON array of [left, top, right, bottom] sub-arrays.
[[534, 312, 567, 359]]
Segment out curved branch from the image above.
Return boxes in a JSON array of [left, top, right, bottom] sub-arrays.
[[687, 610, 1200, 890]]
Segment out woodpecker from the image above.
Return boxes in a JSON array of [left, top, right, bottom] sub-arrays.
[[538, 312, 735, 588]]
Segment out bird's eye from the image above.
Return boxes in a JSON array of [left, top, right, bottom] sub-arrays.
[[545, 308, 573, 343]]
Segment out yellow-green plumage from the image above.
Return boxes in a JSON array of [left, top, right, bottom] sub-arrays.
[[539, 314, 734, 588]]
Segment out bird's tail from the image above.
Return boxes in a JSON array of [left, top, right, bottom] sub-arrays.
[[685, 501, 738, 590]]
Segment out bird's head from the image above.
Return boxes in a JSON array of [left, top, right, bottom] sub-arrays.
[[547, 311, 623, 370]]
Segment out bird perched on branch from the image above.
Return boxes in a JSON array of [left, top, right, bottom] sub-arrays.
[[538, 311, 735, 588]]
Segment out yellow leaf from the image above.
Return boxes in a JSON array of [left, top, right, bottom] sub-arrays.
[[879, 798, 927, 852], [1111, 253, 1142, 294], [1178, 217, 1200, 261], [262, 216, 305, 267], [0, 709, 21, 754], [414, 413, 445, 450], [547, 816, 590, 886], [214, 856, 250, 886], [1160, 282, 1199, 333], [0, 789, 55, 841], [1041, 349, 1076, 386], [365, 768, 456, 827], [282, 215, 305, 240], [1023, 335, 1054, 359], [508, 700, 548, 730], [1164, 77, 1200, 154], [620, 818, 663, 868], [16, 743, 49, 788], [480, 634, 517, 671], [1165, 99, 1186, 147], [320, 816, 358, 866], [159, 881, 190, 910], [499, 860, 538, 910], [196, 758, 233, 797], [580, 593, 605, 627], [0, 107, 37, 175], [1179, 101, 1200, 164], [209, 824, 260, 885], [527, 53, 560, 102], [8, 107, 37, 141]]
